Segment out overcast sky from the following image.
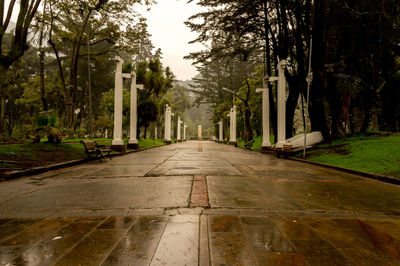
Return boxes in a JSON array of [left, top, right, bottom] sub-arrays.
[[5, 0, 204, 81], [141, 0, 205, 81]]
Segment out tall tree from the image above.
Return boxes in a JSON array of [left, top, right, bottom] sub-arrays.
[[0, 0, 42, 136], [47, 0, 153, 129]]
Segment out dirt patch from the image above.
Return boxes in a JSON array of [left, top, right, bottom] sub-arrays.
[[366, 132, 392, 137], [312, 143, 350, 156], [0, 145, 86, 175]]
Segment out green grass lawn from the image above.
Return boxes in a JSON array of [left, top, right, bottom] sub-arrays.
[[234, 133, 400, 178], [299, 133, 400, 178], [0, 138, 166, 172]]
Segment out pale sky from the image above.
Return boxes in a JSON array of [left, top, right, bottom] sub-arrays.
[[5, 0, 204, 81], [141, 0, 205, 81]]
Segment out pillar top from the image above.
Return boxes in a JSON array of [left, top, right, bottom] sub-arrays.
[[115, 55, 123, 63], [278, 60, 287, 69]]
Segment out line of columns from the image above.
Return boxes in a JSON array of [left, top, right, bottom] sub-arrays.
[[112, 56, 144, 152], [217, 60, 286, 149]]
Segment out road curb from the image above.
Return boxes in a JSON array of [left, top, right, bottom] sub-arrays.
[[287, 157, 400, 185], [0, 144, 168, 182]]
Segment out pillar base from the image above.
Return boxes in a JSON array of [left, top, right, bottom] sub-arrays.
[[261, 146, 274, 154], [127, 143, 139, 150], [111, 144, 125, 152], [229, 141, 237, 146], [165, 140, 171, 145]]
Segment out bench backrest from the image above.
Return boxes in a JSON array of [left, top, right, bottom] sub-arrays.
[[81, 140, 98, 151]]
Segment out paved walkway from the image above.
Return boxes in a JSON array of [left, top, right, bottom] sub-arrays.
[[0, 141, 399, 265]]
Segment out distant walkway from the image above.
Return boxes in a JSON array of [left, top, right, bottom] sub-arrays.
[[0, 141, 399, 265]]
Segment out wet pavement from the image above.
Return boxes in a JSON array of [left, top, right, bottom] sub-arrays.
[[0, 141, 399, 265]]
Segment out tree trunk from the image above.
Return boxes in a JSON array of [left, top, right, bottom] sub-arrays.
[[285, 79, 300, 139], [263, 1, 277, 141], [244, 104, 252, 142], [309, 0, 332, 141], [0, 68, 8, 137], [39, 0, 48, 111]]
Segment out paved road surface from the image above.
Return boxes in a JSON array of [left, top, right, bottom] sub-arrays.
[[0, 141, 399, 265]]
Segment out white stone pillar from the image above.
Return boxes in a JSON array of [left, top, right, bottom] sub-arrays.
[[231, 105, 237, 144], [170, 109, 174, 140], [256, 79, 271, 149], [128, 72, 143, 150], [218, 120, 223, 142], [227, 111, 232, 142], [198, 125, 202, 140], [269, 60, 287, 148], [164, 105, 169, 142], [112, 56, 124, 152], [183, 124, 187, 141], [155, 127, 158, 139], [177, 116, 182, 141], [277, 60, 287, 147], [164, 104, 172, 144]]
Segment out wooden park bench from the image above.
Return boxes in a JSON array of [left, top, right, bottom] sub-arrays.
[[244, 139, 254, 150], [80, 140, 112, 161]]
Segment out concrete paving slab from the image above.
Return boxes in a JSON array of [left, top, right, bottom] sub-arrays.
[[150, 215, 199, 265], [56, 228, 126, 265], [148, 165, 242, 176], [106, 156, 168, 165], [103, 216, 167, 266], [7, 217, 104, 265], [0, 176, 192, 214], [0, 141, 400, 265], [83, 164, 156, 177]]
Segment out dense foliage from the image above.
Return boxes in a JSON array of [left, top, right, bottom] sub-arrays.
[[0, 0, 190, 142], [186, 0, 400, 142]]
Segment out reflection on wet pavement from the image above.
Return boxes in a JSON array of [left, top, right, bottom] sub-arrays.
[[0, 215, 400, 264], [0, 141, 399, 265]]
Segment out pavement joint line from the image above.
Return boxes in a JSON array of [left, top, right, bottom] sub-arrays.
[[216, 150, 245, 176], [188, 175, 195, 208], [199, 214, 210, 266], [52, 216, 109, 265], [149, 214, 170, 265], [98, 216, 140, 266], [8, 217, 82, 262], [0, 217, 46, 243], [144, 150, 180, 177]]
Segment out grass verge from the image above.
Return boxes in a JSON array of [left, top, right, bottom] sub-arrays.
[[235, 133, 400, 179], [0, 138, 166, 172], [297, 133, 400, 178]]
